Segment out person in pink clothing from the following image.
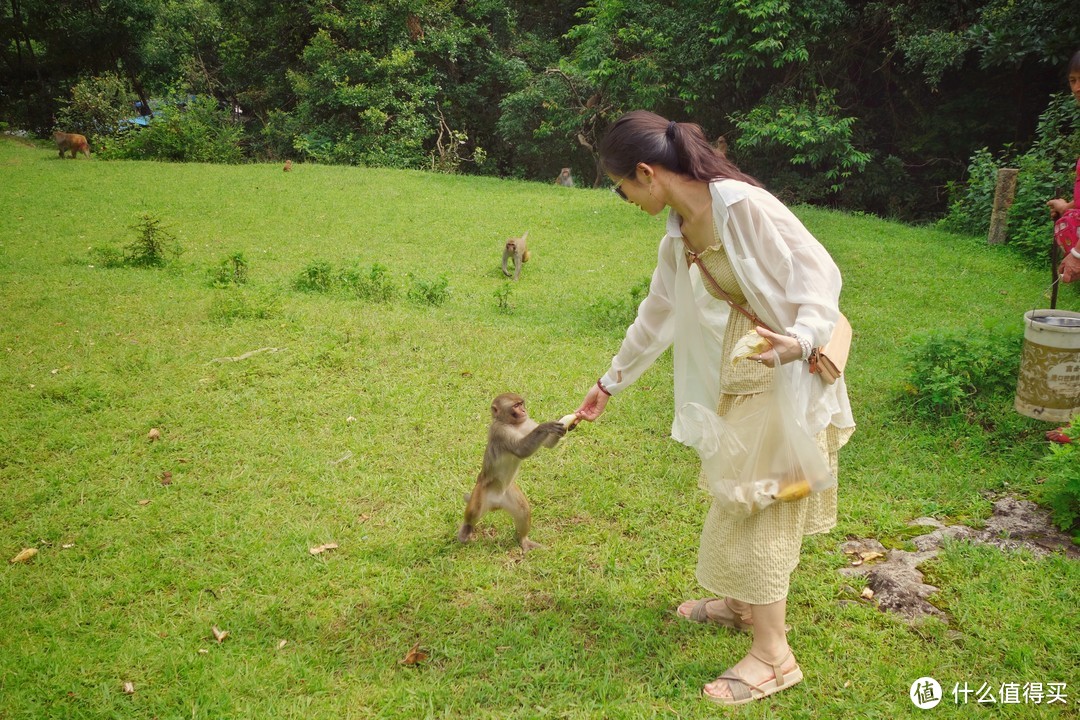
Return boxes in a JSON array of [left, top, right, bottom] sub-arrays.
[[1049, 50, 1080, 283], [1046, 50, 1080, 445]]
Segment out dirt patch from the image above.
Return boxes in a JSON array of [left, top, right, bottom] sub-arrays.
[[839, 497, 1078, 622]]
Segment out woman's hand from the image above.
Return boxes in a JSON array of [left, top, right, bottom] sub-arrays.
[[1048, 198, 1070, 219], [1060, 253, 1080, 284], [576, 383, 610, 421], [749, 326, 803, 367]]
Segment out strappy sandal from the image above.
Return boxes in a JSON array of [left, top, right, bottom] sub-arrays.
[[702, 650, 803, 706], [678, 597, 752, 633]]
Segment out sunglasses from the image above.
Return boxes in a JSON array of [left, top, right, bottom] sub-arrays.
[[611, 175, 630, 202]]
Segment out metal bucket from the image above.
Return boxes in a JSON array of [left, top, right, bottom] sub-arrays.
[[1015, 309, 1080, 421]]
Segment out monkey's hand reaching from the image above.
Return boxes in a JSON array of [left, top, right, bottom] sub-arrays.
[[537, 421, 568, 438]]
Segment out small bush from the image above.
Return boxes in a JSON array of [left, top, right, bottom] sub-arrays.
[[103, 95, 244, 164], [407, 274, 451, 306], [1039, 415, 1080, 537], [294, 262, 334, 293], [209, 252, 249, 287], [899, 326, 1022, 422], [339, 263, 396, 302], [494, 283, 514, 314], [127, 214, 181, 267]]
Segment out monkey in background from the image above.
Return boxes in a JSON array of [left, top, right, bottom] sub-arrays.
[[555, 167, 574, 187], [502, 231, 531, 281], [283, 159, 293, 172], [53, 132, 90, 159], [458, 393, 568, 552]]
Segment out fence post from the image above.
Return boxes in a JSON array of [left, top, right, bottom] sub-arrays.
[[988, 168, 1019, 245]]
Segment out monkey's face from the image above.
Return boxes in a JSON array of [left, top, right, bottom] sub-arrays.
[[505, 241, 517, 252], [492, 394, 528, 425]]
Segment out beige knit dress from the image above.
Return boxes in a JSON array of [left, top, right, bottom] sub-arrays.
[[692, 234, 853, 605]]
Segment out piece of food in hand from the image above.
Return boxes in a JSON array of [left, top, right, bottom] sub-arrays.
[[559, 413, 581, 430], [773, 479, 812, 502], [730, 330, 772, 366]]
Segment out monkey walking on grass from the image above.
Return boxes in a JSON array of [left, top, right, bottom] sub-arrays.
[[53, 131, 90, 159], [458, 393, 580, 552], [501, 232, 531, 281]]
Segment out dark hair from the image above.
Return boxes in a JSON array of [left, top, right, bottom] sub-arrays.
[[597, 110, 761, 187], [1070, 50, 1080, 74]]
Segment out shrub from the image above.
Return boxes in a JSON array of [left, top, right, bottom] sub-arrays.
[[494, 283, 514, 314], [209, 252, 249, 287], [124, 214, 182, 267], [103, 95, 244, 163], [1039, 415, 1080, 537], [407, 274, 450, 306], [339, 263, 397, 302], [899, 326, 1022, 422], [940, 93, 1080, 262], [294, 262, 334, 293], [54, 72, 137, 139]]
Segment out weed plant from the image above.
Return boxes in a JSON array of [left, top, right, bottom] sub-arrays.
[[0, 138, 1076, 719], [208, 252, 250, 287]]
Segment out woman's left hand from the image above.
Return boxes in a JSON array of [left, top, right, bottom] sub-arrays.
[[749, 326, 803, 367]]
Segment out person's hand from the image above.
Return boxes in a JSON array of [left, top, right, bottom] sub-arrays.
[[1059, 252, 1080, 283], [1048, 198, 1069, 220], [749, 326, 802, 366], [576, 383, 610, 421]]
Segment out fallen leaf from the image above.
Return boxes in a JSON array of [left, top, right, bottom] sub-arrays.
[[212, 625, 229, 643], [861, 587, 875, 600], [399, 642, 428, 666], [147, 428, 161, 441], [160, 471, 172, 486], [358, 514, 371, 523], [346, 416, 357, 423], [123, 682, 135, 695], [276, 639, 287, 650], [62, 543, 75, 549], [198, 648, 209, 655], [309, 542, 339, 556], [850, 559, 863, 567], [137, 499, 151, 506], [9, 548, 38, 563], [859, 551, 884, 562]]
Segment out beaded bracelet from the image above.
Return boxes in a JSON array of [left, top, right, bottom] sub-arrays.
[[596, 378, 612, 396], [792, 334, 813, 362]]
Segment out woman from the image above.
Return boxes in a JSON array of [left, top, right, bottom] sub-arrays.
[[575, 110, 855, 706], [1048, 50, 1080, 286], [1044, 49, 1080, 445]]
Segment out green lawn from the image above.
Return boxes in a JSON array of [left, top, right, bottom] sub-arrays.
[[1, 137, 1076, 719]]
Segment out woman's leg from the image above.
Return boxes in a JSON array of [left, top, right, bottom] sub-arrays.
[[702, 598, 800, 701]]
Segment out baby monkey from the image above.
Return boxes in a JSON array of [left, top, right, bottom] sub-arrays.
[[458, 393, 570, 552]]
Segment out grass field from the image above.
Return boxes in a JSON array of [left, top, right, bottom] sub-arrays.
[[1, 136, 1077, 719]]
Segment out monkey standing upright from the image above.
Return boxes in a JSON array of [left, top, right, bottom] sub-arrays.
[[53, 132, 90, 159], [501, 231, 531, 281], [458, 393, 569, 552], [555, 167, 574, 187]]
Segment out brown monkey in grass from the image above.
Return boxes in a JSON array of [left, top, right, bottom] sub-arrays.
[[458, 393, 571, 552], [53, 132, 90, 159], [555, 167, 574, 187], [501, 231, 530, 281]]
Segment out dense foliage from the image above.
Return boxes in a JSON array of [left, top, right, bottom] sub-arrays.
[[3, 0, 1078, 220]]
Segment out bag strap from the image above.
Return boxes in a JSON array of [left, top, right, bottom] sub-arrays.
[[686, 250, 777, 334]]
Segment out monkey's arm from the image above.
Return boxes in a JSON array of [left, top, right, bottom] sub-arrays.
[[502, 248, 512, 277], [504, 421, 566, 458]]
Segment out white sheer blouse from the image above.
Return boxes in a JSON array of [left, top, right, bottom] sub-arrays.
[[599, 179, 855, 440]]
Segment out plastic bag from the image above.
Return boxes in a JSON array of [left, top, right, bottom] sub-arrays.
[[677, 353, 836, 516]]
